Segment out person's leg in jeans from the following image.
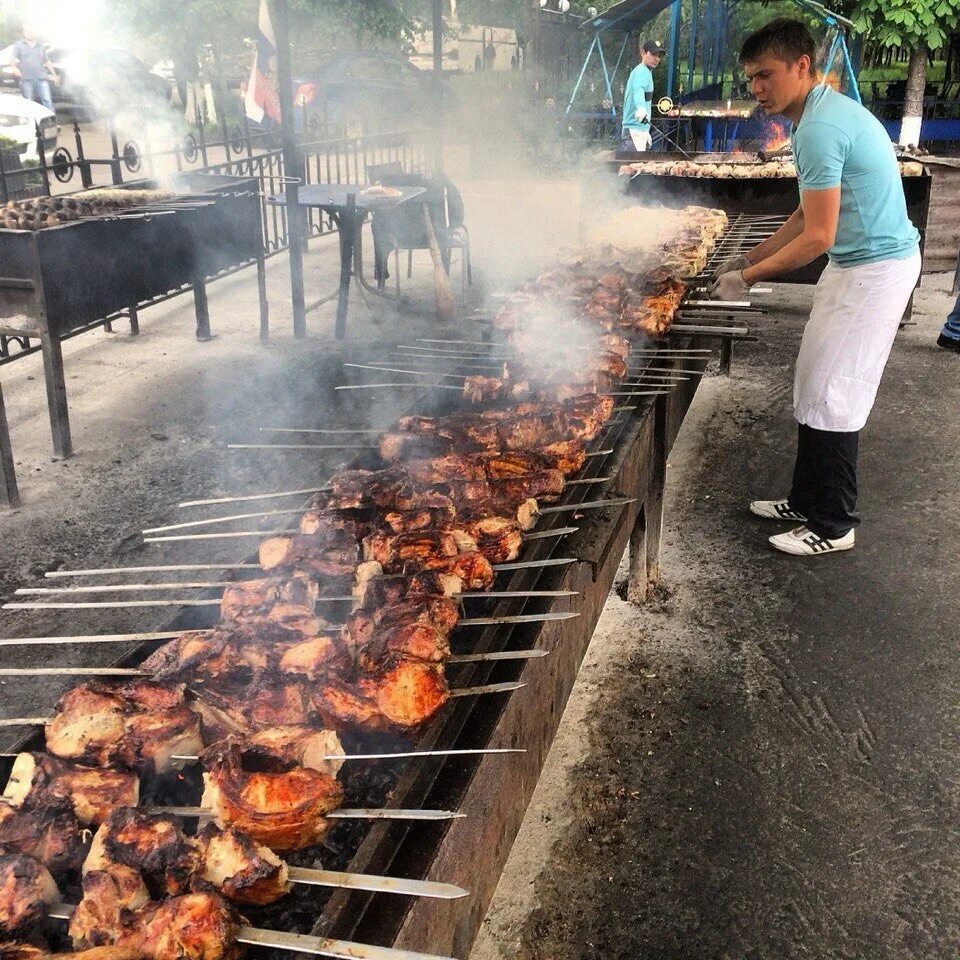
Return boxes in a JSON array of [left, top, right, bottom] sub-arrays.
[[34, 80, 53, 113], [940, 292, 960, 346], [794, 424, 861, 540], [20, 79, 36, 103]]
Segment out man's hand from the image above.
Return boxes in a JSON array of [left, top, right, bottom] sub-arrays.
[[710, 269, 750, 302], [715, 253, 751, 276]]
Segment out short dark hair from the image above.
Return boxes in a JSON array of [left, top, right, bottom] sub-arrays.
[[740, 18, 817, 67]]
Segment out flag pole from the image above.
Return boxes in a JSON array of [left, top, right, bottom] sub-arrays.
[[272, 0, 308, 338], [432, 0, 444, 173]]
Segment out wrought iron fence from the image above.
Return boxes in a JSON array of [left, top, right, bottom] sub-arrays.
[[0, 121, 430, 364]]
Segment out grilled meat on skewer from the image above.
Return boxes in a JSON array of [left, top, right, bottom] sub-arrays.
[[0, 851, 60, 937], [200, 741, 343, 853], [219, 574, 320, 626], [257, 530, 359, 579], [84, 808, 198, 898], [316, 656, 449, 732], [3, 753, 139, 827], [0, 801, 85, 875], [85, 809, 290, 907], [70, 875, 240, 960], [45, 683, 202, 775]]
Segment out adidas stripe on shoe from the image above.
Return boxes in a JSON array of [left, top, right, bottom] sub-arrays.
[[768, 525, 855, 556], [750, 499, 807, 521]]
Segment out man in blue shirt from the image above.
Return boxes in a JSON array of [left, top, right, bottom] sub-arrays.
[[621, 39, 663, 152], [712, 19, 921, 557], [10, 27, 57, 113]]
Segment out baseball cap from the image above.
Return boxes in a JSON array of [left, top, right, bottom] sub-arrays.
[[643, 40, 665, 55]]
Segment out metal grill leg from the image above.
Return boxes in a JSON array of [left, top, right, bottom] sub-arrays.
[[40, 332, 71, 459], [0, 379, 19, 509], [128, 305, 140, 336], [194, 281, 212, 341], [719, 337, 733, 376], [257, 257, 269, 344], [628, 400, 667, 603]]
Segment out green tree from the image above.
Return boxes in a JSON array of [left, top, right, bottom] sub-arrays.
[[851, 0, 960, 144]]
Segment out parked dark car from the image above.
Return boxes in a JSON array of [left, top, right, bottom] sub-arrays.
[[291, 51, 430, 136], [0, 47, 172, 116]]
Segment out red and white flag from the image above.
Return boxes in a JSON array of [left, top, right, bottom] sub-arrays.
[[245, 0, 281, 124]]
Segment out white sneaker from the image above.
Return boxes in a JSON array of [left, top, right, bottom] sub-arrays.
[[750, 499, 807, 521], [769, 525, 855, 556]]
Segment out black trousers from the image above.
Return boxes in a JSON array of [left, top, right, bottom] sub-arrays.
[[787, 423, 861, 540]]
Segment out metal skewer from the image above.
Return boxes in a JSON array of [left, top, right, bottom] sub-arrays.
[[335, 382, 465, 392], [0, 645, 548, 674], [141, 524, 578, 544], [0, 682, 525, 728], [16, 584, 579, 599], [38, 556, 578, 581]]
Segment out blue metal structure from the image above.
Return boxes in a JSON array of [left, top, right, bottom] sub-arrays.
[[565, 0, 677, 116], [566, 0, 862, 121]]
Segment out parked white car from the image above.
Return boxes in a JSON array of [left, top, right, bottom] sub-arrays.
[[0, 92, 58, 162]]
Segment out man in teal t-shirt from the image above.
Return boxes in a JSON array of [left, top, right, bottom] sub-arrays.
[[712, 18, 920, 557], [621, 39, 663, 152]]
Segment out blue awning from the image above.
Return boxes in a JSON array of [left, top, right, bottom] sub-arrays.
[[581, 0, 677, 33]]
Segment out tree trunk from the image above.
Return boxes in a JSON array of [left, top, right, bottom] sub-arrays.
[[900, 42, 927, 148]]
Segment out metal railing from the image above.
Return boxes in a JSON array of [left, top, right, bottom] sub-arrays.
[[0, 121, 430, 364]]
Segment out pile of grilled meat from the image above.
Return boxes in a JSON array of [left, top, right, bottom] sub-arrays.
[[0, 204, 729, 960]]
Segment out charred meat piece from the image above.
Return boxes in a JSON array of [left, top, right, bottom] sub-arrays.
[[359, 623, 451, 669], [457, 496, 540, 531], [85, 809, 199, 899], [45, 683, 202, 775], [488, 469, 564, 504], [190, 682, 317, 744], [246, 726, 345, 778], [314, 658, 449, 732], [382, 492, 457, 534], [363, 530, 461, 571], [200, 740, 343, 853], [0, 851, 60, 937], [413, 551, 495, 591], [72, 878, 240, 960], [219, 575, 319, 626], [362, 657, 450, 730], [69, 867, 150, 948], [2, 752, 139, 827], [404, 454, 486, 486], [463, 516, 523, 563], [259, 532, 359, 579], [0, 800, 85, 875], [354, 570, 465, 608], [196, 823, 289, 906]]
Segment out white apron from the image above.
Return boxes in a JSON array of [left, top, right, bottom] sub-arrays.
[[794, 251, 921, 432], [627, 128, 652, 152]]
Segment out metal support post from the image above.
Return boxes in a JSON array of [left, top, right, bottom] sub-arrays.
[[109, 122, 123, 185], [628, 398, 667, 604], [257, 256, 270, 343], [74, 120, 92, 188], [128, 305, 140, 336], [193, 280, 212, 341], [719, 337, 732, 375], [432, 0, 445, 172], [272, 0, 307, 338], [0, 378, 19, 509], [666, 0, 682, 99], [39, 331, 71, 459]]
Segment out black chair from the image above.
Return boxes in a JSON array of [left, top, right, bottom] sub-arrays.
[[366, 166, 473, 300]]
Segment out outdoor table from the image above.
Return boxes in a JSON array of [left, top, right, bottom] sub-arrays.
[[269, 183, 426, 339], [667, 99, 756, 151]]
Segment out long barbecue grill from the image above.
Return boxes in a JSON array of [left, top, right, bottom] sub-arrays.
[[602, 150, 933, 290], [0, 172, 267, 459], [0, 214, 765, 958]]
